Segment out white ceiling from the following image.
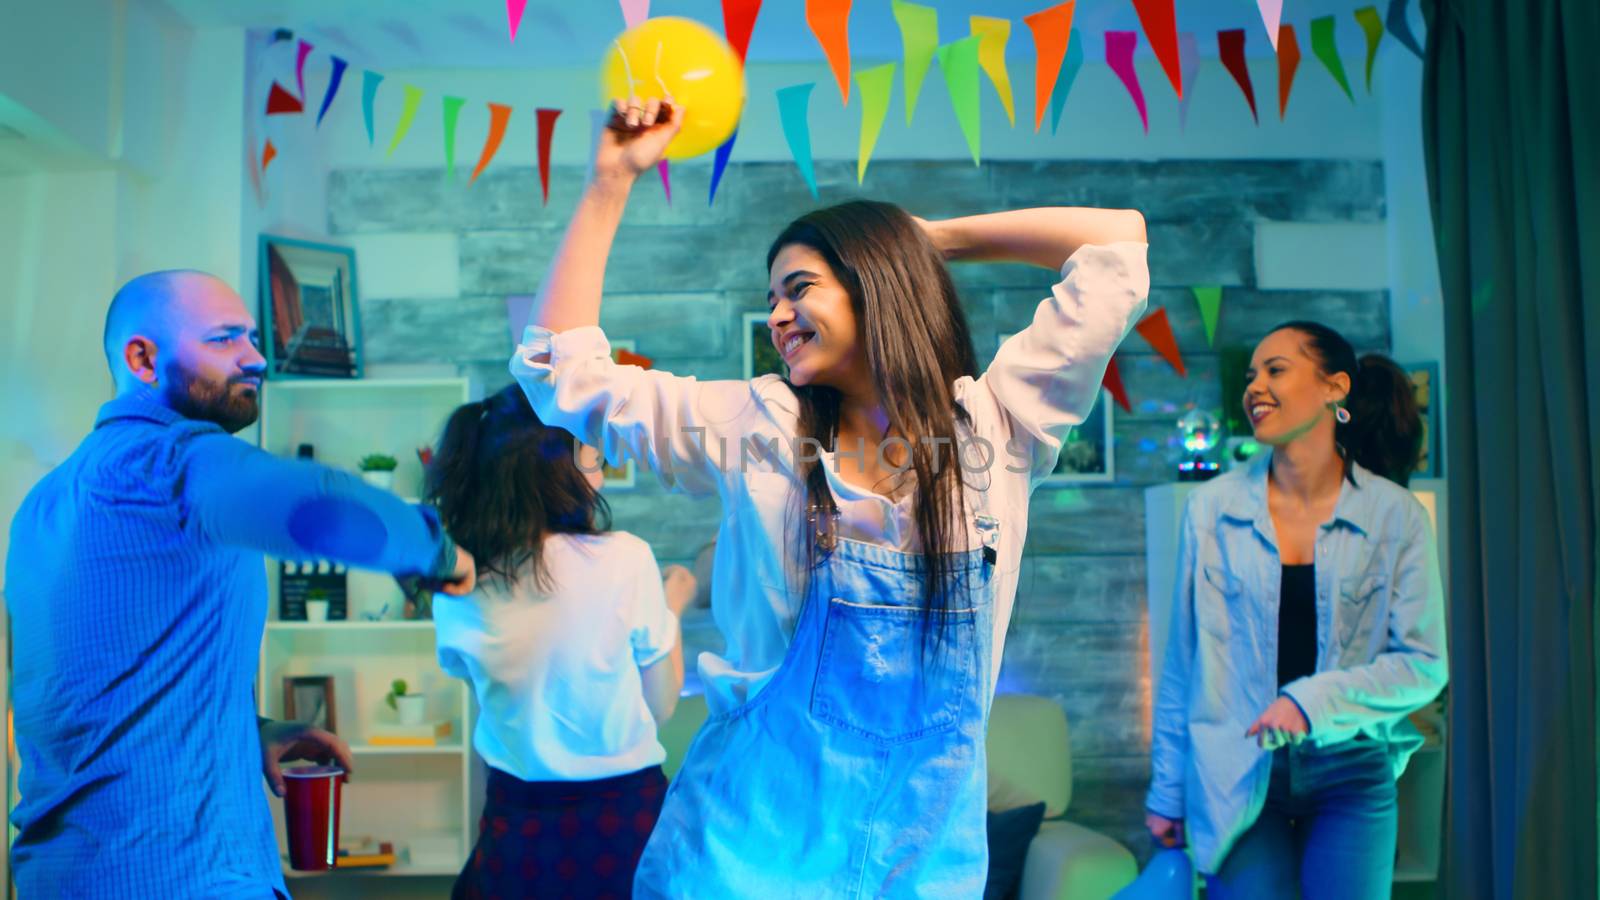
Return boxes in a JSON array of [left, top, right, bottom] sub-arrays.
[[155, 0, 1401, 70]]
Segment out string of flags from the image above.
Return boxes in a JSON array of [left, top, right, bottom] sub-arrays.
[[259, 0, 1425, 205], [1100, 285, 1225, 414]]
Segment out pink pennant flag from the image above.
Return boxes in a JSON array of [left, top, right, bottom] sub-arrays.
[[1257, 0, 1283, 52], [657, 159, 673, 204], [620, 0, 649, 28], [507, 0, 528, 41], [295, 40, 313, 101], [1105, 31, 1148, 132]]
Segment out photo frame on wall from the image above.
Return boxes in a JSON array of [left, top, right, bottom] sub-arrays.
[[1403, 362, 1441, 478], [282, 675, 338, 734], [742, 311, 786, 381], [1001, 334, 1114, 483], [259, 235, 361, 379]]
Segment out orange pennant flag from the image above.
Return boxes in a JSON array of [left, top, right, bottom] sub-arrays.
[[1102, 357, 1132, 413], [261, 139, 277, 172], [807, 0, 853, 104], [470, 103, 513, 185], [1277, 24, 1301, 120], [1135, 307, 1187, 377], [1023, 1, 1075, 132]]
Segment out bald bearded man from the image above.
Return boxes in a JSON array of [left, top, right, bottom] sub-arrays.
[[6, 271, 476, 898]]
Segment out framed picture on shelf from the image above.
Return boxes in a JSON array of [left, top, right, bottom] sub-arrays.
[[999, 334, 1115, 483], [282, 675, 338, 733], [742, 311, 785, 380], [258, 235, 361, 379], [1403, 362, 1441, 478]]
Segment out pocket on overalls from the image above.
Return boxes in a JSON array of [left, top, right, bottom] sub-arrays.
[[810, 598, 977, 745]]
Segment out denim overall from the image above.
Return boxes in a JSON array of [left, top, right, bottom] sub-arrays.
[[635, 508, 1000, 898]]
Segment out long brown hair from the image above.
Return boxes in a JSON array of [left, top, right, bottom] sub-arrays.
[[766, 201, 979, 638], [424, 384, 611, 588]]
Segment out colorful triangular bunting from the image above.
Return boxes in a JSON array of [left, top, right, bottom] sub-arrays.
[[470, 103, 512, 184], [1022, 1, 1075, 133], [361, 71, 384, 145], [1218, 29, 1258, 123], [442, 96, 465, 180], [1103, 357, 1132, 413], [1310, 16, 1355, 101], [722, 0, 762, 62], [266, 82, 304, 115], [1355, 6, 1385, 92], [507, 0, 528, 42], [1176, 32, 1200, 130], [1049, 28, 1083, 134], [709, 130, 737, 205], [1257, 0, 1282, 52], [536, 108, 561, 205], [1131, 0, 1183, 98], [1277, 24, 1301, 120], [386, 85, 423, 156], [1386, 0, 1424, 59], [970, 16, 1016, 126], [1191, 286, 1222, 346], [807, 0, 853, 105], [892, 0, 938, 124], [1105, 31, 1147, 132], [856, 62, 895, 182], [936, 36, 983, 165], [776, 83, 820, 197], [316, 56, 349, 127], [1135, 308, 1186, 376]]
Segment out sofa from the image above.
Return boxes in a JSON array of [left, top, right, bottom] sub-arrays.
[[656, 692, 1137, 900]]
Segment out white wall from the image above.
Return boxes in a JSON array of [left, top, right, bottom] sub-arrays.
[[0, 1, 248, 586]]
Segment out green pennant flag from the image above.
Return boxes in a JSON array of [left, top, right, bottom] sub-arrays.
[[386, 85, 424, 157], [1192, 285, 1222, 346], [892, 0, 938, 125], [1354, 6, 1385, 92], [856, 62, 896, 183], [1310, 16, 1354, 102], [441, 95, 466, 179], [936, 35, 983, 165]]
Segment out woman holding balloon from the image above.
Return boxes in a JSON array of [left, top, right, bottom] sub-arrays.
[[511, 26, 1149, 894]]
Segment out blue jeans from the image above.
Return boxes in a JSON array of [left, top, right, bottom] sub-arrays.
[[1206, 739, 1398, 900]]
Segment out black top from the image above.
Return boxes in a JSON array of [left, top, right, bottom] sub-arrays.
[[1278, 564, 1318, 687]]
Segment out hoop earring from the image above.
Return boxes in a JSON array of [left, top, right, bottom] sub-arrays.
[[1335, 405, 1351, 424]]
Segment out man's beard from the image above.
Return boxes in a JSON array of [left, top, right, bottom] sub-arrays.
[[163, 363, 260, 434]]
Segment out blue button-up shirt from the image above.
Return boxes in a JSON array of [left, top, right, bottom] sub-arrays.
[[1146, 451, 1448, 874], [7, 393, 453, 899]]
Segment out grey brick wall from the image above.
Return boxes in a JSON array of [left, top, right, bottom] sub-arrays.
[[329, 158, 1388, 857]]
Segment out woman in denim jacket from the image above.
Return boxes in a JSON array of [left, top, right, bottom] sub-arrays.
[[1145, 321, 1448, 898]]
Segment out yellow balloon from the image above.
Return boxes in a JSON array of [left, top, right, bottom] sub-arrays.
[[600, 17, 746, 160]]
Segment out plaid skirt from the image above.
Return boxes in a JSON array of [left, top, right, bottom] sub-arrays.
[[452, 765, 668, 900]]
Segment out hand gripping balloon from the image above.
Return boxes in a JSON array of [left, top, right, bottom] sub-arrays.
[[600, 16, 746, 160]]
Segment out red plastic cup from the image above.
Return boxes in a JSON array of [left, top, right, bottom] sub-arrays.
[[282, 765, 345, 871]]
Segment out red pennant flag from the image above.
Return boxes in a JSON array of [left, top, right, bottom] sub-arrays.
[[261, 140, 277, 173], [470, 103, 513, 185], [1130, 0, 1183, 99], [1135, 307, 1187, 377], [807, 0, 853, 105], [1217, 29, 1258, 124], [722, 0, 763, 63], [266, 82, 304, 115], [1277, 24, 1301, 120], [615, 348, 655, 369], [1102, 357, 1132, 413], [536, 108, 561, 206]]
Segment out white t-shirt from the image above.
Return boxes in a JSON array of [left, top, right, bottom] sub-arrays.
[[511, 242, 1150, 716], [434, 531, 678, 782]]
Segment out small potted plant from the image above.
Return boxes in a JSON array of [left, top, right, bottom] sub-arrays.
[[357, 453, 398, 490], [386, 678, 426, 725]]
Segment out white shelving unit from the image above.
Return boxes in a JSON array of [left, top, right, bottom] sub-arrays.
[[255, 377, 484, 879], [1144, 479, 1449, 885]]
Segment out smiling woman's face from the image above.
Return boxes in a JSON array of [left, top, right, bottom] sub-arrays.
[[765, 243, 866, 389], [1242, 327, 1349, 446]]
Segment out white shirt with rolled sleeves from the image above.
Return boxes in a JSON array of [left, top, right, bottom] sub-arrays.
[[434, 531, 678, 782], [510, 242, 1150, 715]]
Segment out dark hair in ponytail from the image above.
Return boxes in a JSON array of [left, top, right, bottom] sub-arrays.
[[424, 384, 610, 588], [1271, 321, 1424, 487]]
